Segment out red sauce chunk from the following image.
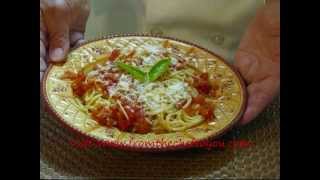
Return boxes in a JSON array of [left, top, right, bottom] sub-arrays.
[[110, 106, 131, 131], [62, 70, 108, 97], [134, 118, 152, 134], [192, 95, 205, 105], [194, 73, 213, 95], [109, 49, 121, 61], [200, 72, 209, 80], [122, 101, 151, 134], [116, 116, 131, 131], [91, 106, 114, 127], [70, 72, 88, 97], [199, 104, 214, 121], [91, 99, 151, 134], [183, 95, 215, 122]]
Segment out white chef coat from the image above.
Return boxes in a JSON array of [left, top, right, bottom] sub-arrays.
[[85, 0, 265, 62]]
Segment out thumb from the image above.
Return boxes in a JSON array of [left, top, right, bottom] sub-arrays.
[[48, 24, 70, 62], [237, 77, 279, 126]]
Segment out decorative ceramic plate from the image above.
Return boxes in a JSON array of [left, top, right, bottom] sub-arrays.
[[42, 34, 246, 152]]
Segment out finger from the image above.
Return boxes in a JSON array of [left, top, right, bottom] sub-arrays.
[[70, 31, 84, 47], [43, 2, 71, 62], [40, 40, 46, 59], [40, 7, 47, 46], [262, 0, 280, 36], [48, 26, 70, 62], [238, 77, 279, 126], [40, 57, 47, 72], [40, 11, 47, 82], [40, 37, 47, 79], [69, 0, 90, 32], [40, 30, 47, 48], [74, 39, 86, 47], [40, 72, 44, 81], [238, 87, 270, 126]]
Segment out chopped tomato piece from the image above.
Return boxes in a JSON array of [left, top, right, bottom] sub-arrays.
[[110, 106, 133, 131], [121, 100, 144, 125], [91, 107, 114, 127], [125, 106, 142, 122], [183, 94, 215, 121], [72, 83, 87, 97], [199, 72, 209, 80], [117, 117, 131, 131], [194, 72, 212, 95], [109, 49, 121, 61], [192, 95, 205, 105], [82, 80, 95, 90], [134, 118, 151, 134], [67, 72, 107, 97], [73, 72, 86, 82], [199, 105, 214, 121], [65, 72, 87, 97], [195, 81, 212, 94], [71, 78, 95, 97], [183, 105, 197, 116], [93, 80, 108, 97]]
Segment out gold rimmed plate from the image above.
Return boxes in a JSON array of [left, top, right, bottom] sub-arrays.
[[41, 34, 247, 152]]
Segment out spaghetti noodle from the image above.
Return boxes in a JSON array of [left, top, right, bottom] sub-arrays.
[[61, 41, 223, 134]]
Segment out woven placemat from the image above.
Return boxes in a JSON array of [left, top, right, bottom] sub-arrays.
[[40, 96, 280, 179]]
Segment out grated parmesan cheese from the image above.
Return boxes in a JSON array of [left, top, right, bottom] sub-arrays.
[[107, 73, 191, 115]]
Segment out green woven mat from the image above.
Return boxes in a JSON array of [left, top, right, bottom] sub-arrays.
[[40, 96, 280, 179]]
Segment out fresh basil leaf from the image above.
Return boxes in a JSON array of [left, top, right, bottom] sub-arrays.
[[148, 58, 171, 82], [116, 61, 146, 82]]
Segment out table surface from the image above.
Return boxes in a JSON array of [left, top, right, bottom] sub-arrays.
[[40, 96, 279, 179]]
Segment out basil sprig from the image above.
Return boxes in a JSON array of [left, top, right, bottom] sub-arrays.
[[147, 58, 171, 82], [116, 61, 146, 82], [116, 58, 171, 82]]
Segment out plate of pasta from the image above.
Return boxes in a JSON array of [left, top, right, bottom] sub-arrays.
[[42, 34, 246, 151]]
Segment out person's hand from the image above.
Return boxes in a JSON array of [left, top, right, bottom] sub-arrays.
[[234, 0, 280, 125], [40, 0, 90, 80]]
